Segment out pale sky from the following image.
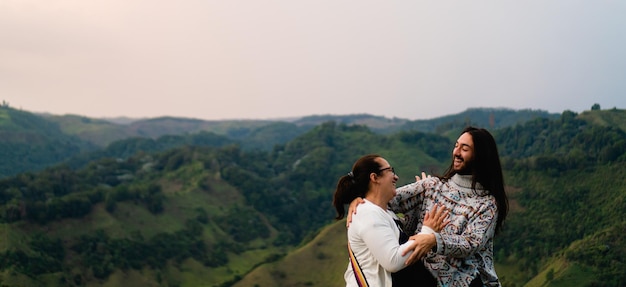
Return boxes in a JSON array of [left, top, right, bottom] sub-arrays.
[[2, 1, 625, 121]]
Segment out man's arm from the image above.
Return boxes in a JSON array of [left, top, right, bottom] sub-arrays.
[[388, 181, 425, 214], [435, 200, 497, 258]]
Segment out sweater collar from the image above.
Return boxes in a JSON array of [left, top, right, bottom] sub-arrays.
[[450, 174, 489, 196]]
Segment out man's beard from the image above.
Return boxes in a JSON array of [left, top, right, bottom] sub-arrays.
[[454, 157, 473, 175]]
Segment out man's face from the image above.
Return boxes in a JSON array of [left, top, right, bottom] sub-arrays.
[[452, 132, 474, 174]]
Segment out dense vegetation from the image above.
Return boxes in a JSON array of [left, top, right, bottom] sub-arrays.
[[401, 108, 560, 134], [1, 106, 558, 179], [490, 110, 626, 286], [0, 106, 623, 286], [0, 107, 96, 178], [44, 114, 315, 150], [0, 145, 275, 286], [63, 131, 236, 170]]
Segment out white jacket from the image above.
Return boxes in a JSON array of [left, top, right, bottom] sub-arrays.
[[344, 200, 415, 287]]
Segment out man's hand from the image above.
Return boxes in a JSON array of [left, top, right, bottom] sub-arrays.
[[402, 234, 436, 265], [346, 197, 365, 227], [415, 171, 431, 182], [423, 204, 450, 233]]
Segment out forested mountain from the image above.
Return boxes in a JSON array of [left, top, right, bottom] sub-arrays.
[[0, 107, 97, 178], [1, 105, 622, 287], [2, 106, 556, 179], [492, 109, 626, 286], [291, 108, 560, 135], [42, 114, 311, 149], [400, 107, 560, 135], [63, 132, 237, 170], [44, 108, 557, 147]]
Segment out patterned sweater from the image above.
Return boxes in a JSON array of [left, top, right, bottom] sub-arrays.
[[389, 174, 500, 287]]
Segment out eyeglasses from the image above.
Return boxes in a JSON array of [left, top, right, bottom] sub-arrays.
[[379, 166, 396, 175]]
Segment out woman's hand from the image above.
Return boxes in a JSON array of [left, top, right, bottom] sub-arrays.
[[423, 204, 450, 233], [402, 234, 436, 265], [346, 197, 365, 227]]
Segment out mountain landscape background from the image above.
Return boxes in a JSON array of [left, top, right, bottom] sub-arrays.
[[0, 103, 624, 287]]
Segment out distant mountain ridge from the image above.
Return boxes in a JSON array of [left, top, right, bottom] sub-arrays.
[[0, 106, 560, 178], [44, 107, 560, 145]]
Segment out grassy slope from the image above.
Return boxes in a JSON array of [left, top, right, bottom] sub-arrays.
[[578, 108, 626, 133], [523, 258, 596, 287], [233, 220, 348, 287], [43, 114, 135, 147], [524, 221, 626, 287]]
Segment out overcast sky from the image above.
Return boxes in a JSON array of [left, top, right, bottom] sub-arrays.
[[2, 1, 625, 121]]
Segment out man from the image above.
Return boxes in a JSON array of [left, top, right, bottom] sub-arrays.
[[350, 126, 508, 287]]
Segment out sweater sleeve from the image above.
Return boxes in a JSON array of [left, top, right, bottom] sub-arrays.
[[435, 199, 498, 258], [357, 209, 415, 273], [388, 181, 425, 214]]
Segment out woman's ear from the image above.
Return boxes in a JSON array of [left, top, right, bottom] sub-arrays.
[[369, 172, 378, 183]]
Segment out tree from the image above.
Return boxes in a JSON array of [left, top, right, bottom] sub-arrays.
[[591, 103, 601, 110]]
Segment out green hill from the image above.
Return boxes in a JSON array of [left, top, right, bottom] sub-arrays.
[[63, 131, 236, 170], [0, 107, 555, 179], [521, 222, 626, 287], [0, 107, 96, 178], [44, 107, 557, 148], [401, 107, 560, 135], [232, 220, 347, 287], [41, 114, 139, 148], [43, 115, 300, 149], [0, 146, 286, 287], [577, 107, 626, 133]]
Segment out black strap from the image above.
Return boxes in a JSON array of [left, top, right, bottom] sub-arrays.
[[392, 218, 437, 287], [394, 219, 409, 244]]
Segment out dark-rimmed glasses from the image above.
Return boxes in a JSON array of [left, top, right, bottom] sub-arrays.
[[379, 166, 396, 175]]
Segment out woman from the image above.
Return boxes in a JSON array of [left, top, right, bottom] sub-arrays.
[[333, 154, 447, 287]]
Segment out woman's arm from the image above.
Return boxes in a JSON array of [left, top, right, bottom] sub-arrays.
[[357, 210, 415, 272], [402, 233, 436, 265]]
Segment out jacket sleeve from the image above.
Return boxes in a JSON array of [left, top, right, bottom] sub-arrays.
[[357, 210, 415, 273]]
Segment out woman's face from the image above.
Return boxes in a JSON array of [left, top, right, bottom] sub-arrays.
[[375, 157, 399, 199]]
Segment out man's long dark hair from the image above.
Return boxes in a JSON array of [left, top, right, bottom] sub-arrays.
[[442, 126, 508, 233]]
